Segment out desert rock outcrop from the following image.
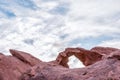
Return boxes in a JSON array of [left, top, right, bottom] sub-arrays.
[[0, 47, 120, 80]]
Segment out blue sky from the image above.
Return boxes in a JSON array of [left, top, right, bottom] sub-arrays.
[[0, 0, 120, 68]]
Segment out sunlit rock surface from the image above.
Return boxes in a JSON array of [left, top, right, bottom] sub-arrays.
[[0, 47, 120, 80]]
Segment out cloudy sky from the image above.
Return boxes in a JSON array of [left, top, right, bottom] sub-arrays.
[[0, 0, 120, 68]]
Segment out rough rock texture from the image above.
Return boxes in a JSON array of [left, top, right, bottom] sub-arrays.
[[9, 49, 42, 66], [55, 47, 103, 67], [0, 49, 41, 80], [0, 47, 120, 80]]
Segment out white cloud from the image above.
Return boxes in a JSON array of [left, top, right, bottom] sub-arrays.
[[68, 0, 120, 18], [0, 0, 120, 68], [37, 1, 58, 10], [98, 39, 120, 49], [68, 55, 85, 68], [61, 0, 120, 45]]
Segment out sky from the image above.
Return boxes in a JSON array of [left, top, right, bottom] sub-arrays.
[[0, 0, 120, 68]]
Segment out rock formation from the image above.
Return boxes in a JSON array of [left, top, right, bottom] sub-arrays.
[[0, 47, 120, 80]]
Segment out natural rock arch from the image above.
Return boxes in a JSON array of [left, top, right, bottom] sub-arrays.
[[55, 47, 102, 68]]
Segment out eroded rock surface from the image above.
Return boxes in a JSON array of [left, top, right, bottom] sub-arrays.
[[10, 49, 42, 66], [0, 49, 41, 80], [0, 47, 120, 80]]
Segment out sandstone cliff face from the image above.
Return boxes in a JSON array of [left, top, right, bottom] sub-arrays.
[[0, 47, 120, 80]]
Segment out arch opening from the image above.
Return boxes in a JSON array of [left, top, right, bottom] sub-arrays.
[[68, 55, 85, 68]]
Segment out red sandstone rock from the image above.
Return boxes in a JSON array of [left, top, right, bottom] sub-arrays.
[[22, 58, 120, 80], [105, 50, 120, 60], [91, 46, 119, 55], [0, 54, 30, 80], [55, 47, 102, 67], [9, 49, 42, 66], [0, 47, 120, 80], [0, 49, 41, 80]]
